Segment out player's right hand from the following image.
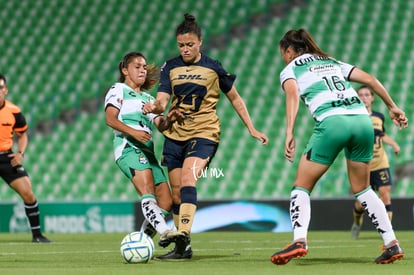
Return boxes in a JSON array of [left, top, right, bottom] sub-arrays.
[[142, 103, 155, 115], [285, 133, 295, 163], [130, 130, 152, 143]]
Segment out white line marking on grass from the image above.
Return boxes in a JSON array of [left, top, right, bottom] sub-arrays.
[[163, 243, 367, 253], [1, 250, 116, 256]]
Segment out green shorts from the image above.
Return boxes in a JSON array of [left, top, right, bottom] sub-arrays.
[[116, 145, 167, 185], [304, 115, 373, 165]]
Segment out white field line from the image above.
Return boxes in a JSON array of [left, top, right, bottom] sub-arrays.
[[1, 250, 116, 256], [1, 244, 367, 256]]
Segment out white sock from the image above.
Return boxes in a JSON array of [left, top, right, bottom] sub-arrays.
[[141, 194, 170, 235], [140, 208, 169, 237], [356, 187, 396, 245], [290, 188, 311, 242]]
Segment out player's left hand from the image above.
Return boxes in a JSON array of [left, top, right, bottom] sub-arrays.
[[250, 129, 268, 145], [393, 144, 401, 155], [8, 152, 23, 167], [167, 108, 185, 125], [389, 106, 408, 129], [394, 115, 408, 129]]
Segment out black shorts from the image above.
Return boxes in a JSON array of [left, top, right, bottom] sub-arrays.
[[0, 151, 28, 184], [161, 137, 218, 169], [370, 168, 392, 191]]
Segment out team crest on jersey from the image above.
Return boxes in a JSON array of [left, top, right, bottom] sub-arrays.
[[139, 153, 148, 164]]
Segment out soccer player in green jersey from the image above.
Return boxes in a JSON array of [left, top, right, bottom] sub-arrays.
[[105, 52, 183, 245], [270, 29, 407, 265], [351, 85, 401, 239]]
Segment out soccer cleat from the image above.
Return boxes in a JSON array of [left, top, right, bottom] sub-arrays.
[[374, 243, 404, 264], [156, 244, 193, 260], [32, 235, 52, 243], [143, 223, 157, 239], [270, 241, 308, 265], [174, 232, 191, 254], [156, 233, 192, 260], [158, 229, 182, 248], [351, 224, 361, 240]]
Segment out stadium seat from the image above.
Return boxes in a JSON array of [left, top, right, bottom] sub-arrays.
[[1, 0, 413, 201]]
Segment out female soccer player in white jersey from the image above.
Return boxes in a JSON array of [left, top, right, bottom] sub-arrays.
[[105, 52, 183, 246], [270, 29, 407, 265]]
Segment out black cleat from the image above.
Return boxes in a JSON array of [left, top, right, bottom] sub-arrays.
[[375, 243, 404, 264], [175, 232, 191, 254], [156, 245, 192, 260], [156, 233, 192, 260], [158, 229, 180, 248], [32, 235, 52, 243]]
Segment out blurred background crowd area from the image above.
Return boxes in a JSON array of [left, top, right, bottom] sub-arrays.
[[1, 0, 413, 201]]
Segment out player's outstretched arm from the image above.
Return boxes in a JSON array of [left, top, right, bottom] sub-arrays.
[[143, 92, 171, 115], [225, 86, 268, 145], [349, 67, 408, 129]]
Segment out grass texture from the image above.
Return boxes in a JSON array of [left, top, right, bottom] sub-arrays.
[[1, 231, 412, 275]]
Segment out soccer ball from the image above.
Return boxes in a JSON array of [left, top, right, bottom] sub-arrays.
[[120, 231, 154, 263]]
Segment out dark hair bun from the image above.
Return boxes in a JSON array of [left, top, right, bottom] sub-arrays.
[[184, 13, 195, 21]]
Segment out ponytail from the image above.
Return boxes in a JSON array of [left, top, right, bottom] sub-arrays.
[[280, 28, 329, 57]]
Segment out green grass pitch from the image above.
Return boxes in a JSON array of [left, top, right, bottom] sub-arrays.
[[1, 231, 412, 275]]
